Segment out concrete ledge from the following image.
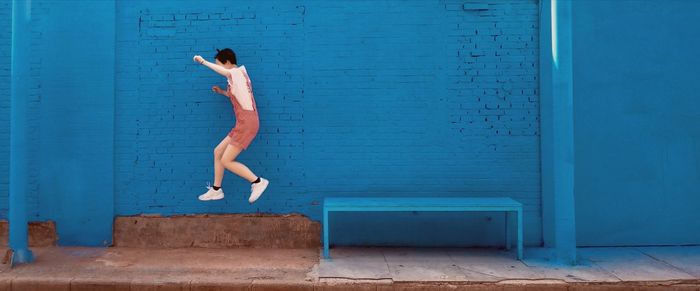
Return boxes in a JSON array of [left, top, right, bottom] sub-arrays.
[[0, 221, 57, 247], [113, 214, 321, 248], [70, 278, 130, 291], [189, 280, 250, 291], [10, 277, 71, 291]]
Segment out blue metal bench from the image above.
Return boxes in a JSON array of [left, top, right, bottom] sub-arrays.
[[323, 197, 523, 260]]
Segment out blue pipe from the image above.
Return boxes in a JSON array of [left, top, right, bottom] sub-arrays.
[[9, 0, 34, 264]]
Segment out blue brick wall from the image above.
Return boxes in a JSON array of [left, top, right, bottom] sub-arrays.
[[26, 1, 45, 221], [1, 0, 541, 246], [4, 0, 699, 247], [0, 0, 43, 221], [0, 0, 10, 220], [114, 0, 542, 246]]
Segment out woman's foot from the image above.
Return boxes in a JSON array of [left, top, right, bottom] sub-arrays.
[[199, 184, 224, 201], [249, 178, 269, 203]]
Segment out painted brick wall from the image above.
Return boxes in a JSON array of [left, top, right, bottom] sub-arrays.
[[0, 0, 43, 220], [0, 0, 540, 246], [0, 0, 10, 220], [115, 1, 307, 215], [114, 0, 541, 246], [4, 0, 698, 247]]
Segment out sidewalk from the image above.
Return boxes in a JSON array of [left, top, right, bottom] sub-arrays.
[[0, 246, 699, 290], [0, 247, 318, 290], [320, 246, 700, 285]]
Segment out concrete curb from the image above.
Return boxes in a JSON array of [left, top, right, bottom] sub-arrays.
[[2, 278, 700, 291]]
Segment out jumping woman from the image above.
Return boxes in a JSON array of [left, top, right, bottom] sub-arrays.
[[193, 48, 269, 203]]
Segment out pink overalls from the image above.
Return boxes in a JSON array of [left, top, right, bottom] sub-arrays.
[[226, 68, 259, 150]]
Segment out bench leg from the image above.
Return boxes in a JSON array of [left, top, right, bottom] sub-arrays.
[[505, 212, 511, 250], [323, 209, 330, 259], [517, 209, 523, 260]]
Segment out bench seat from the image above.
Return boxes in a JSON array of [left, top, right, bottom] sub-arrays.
[[323, 197, 523, 260]]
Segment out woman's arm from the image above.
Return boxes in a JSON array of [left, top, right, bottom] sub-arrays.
[[212, 85, 228, 96], [193, 55, 231, 78]]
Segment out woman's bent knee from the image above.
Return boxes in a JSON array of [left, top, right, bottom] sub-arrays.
[[221, 159, 236, 167]]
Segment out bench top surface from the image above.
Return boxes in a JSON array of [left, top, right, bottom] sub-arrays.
[[324, 197, 522, 209]]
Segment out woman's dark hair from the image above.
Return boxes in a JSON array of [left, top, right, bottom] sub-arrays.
[[215, 48, 237, 65]]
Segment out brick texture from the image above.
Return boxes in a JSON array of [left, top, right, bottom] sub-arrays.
[[0, 0, 43, 220], [112, 214, 320, 248], [0, 0, 10, 220], [1, 0, 541, 246], [114, 0, 541, 246]]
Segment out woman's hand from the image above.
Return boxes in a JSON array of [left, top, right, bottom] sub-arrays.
[[193, 55, 204, 64], [212, 85, 226, 95]]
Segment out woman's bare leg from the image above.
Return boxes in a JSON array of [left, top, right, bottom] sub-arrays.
[[221, 144, 258, 183], [213, 136, 231, 188]]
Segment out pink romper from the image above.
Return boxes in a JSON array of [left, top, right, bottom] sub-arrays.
[[226, 67, 259, 150]]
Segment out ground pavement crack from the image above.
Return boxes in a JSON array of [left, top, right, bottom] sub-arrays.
[[636, 248, 697, 278], [445, 250, 504, 280], [380, 249, 392, 278]]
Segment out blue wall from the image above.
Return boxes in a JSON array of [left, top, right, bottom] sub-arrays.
[[112, 0, 542, 247], [0, 0, 10, 220], [36, 0, 115, 246], [1, 0, 42, 221], [573, 0, 700, 246], [3, 0, 547, 246], [4, 0, 699, 248], [0, 0, 115, 245]]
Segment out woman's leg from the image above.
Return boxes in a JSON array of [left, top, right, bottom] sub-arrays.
[[221, 144, 258, 183], [213, 136, 232, 188]]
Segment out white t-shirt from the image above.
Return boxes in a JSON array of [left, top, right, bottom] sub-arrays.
[[227, 65, 254, 111]]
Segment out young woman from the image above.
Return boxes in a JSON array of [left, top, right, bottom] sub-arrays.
[[193, 48, 269, 203]]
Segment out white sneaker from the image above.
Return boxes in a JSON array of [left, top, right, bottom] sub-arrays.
[[248, 178, 269, 203], [198, 183, 224, 201]]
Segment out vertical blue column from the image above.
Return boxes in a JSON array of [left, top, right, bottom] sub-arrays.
[[539, 0, 577, 265], [539, 0, 555, 249], [9, 0, 34, 264], [550, 0, 577, 265]]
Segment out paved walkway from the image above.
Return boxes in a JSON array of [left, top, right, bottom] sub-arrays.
[[1, 247, 317, 290], [320, 246, 700, 283], [0, 246, 698, 290]]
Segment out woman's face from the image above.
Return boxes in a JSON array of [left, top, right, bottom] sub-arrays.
[[215, 59, 223, 66]]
